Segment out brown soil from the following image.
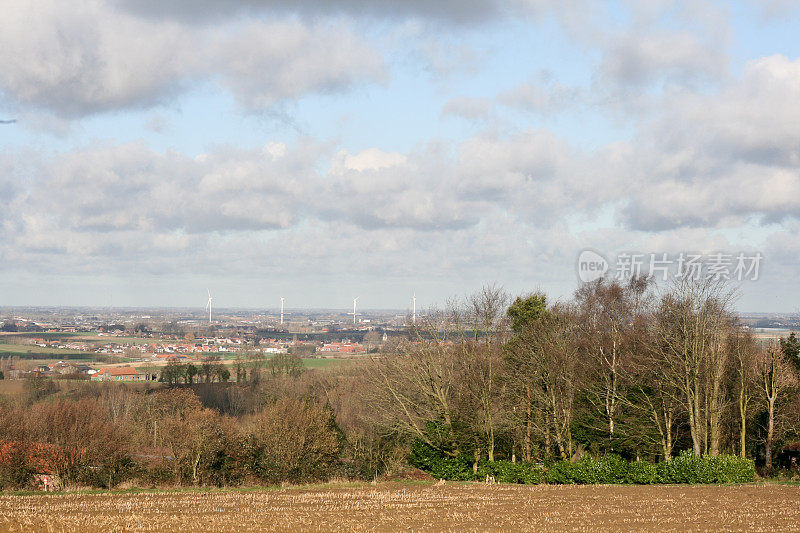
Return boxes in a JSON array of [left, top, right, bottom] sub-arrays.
[[1, 482, 798, 532]]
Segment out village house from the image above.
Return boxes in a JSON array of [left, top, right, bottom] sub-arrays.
[[91, 366, 143, 381], [319, 342, 365, 354]]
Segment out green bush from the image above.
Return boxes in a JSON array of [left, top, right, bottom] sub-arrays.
[[545, 455, 628, 484], [478, 461, 545, 484], [656, 451, 754, 484], [410, 440, 545, 483], [627, 460, 657, 484], [545, 452, 754, 485], [425, 458, 545, 483], [411, 439, 754, 485], [544, 460, 578, 484], [429, 458, 474, 481]]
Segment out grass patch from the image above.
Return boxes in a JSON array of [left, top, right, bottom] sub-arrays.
[[302, 358, 353, 369], [0, 344, 87, 356]]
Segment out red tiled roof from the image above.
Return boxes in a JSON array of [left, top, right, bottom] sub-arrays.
[[108, 367, 138, 376]]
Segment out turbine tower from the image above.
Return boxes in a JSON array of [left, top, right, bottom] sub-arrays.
[[205, 289, 213, 324], [280, 297, 285, 325], [412, 292, 417, 325], [350, 297, 359, 325]]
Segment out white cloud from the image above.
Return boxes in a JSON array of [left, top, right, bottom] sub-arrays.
[[498, 77, 582, 114], [599, 30, 726, 88], [0, 0, 384, 117], [331, 148, 407, 173], [619, 55, 800, 231], [211, 21, 384, 110], [3, 127, 607, 274], [441, 97, 492, 121]]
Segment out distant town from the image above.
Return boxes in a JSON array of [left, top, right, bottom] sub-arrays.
[[1, 305, 797, 384], [0, 306, 416, 383]]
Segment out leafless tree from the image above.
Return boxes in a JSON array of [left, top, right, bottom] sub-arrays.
[[574, 276, 652, 445], [729, 327, 758, 458], [756, 342, 798, 469], [652, 277, 737, 456]]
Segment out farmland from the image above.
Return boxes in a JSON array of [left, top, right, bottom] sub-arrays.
[[0, 343, 88, 357], [2, 483, 799, 532]]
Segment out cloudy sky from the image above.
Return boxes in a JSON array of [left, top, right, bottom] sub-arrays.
[[1, 0, 800, 312]]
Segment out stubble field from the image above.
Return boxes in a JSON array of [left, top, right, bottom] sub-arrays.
[[2, 482, 799, 532]]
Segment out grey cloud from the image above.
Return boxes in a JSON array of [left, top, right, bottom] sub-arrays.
[[326, 132, 606, 231], [114, 0, 510, 25], [589, 1, 730, 95], [212, 22, 385, 109], [619, 55, 800, 232], [0, 1, 384, 118], [454, 131, 585, 208], [599, 30, 726, 87], [326, 147, 483, 230], [4, 127, 606, 276], [23, 142, 320, 236], [0, 1, 195, 117]]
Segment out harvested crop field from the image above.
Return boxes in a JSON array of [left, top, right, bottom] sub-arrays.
[[2, 482, 799, 532]]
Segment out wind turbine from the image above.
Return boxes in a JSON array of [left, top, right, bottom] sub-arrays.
[[349, 297, 359, 325], [280, 297, 285, 325], [205, 289, 213, 324], [412, 292, 417, 325]]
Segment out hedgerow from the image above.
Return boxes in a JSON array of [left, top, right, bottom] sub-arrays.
[[412, 445, 754, 485]]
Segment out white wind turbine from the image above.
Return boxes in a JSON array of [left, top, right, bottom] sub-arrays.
[[349, 297, 359, 325], [205, 289, 213, 324], [280, 297, 285, 325], [412, 292, 417, 325]]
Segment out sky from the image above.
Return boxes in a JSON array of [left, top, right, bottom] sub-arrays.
[[1, 0, 800, 312]]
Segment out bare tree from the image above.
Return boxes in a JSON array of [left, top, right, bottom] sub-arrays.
[[468, 283, 510, 348], [574, 276, 652, 447], [465, 285, 510, 461], [756, 342, 798, 469], [366, 331, 464, 457], [652, 277, 736, 456], [505, 303, 581, 459], [730, 327, 758, 458]]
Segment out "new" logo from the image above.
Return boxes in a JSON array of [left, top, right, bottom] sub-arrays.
[[577, 249, 609, 283]]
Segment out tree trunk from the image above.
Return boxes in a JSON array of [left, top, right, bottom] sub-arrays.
[[739, 390, 747, 458], [193, 452, 201, 485], [765, 398, 775, 470], [663, 402, 673, 460], [524, 387, 532, 462]]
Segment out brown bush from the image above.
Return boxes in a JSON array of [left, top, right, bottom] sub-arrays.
[[246, 398, 342, 484]]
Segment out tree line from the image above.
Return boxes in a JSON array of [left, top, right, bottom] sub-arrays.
[[0, 276, 798, 490], [367, 277, 800, 473]]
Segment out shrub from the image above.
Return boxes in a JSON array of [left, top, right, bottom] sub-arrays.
[[545, 452, 754, 485], [544, 460, 578, 484], [410, 439, 754, 485], [715, 454, 756, 483], [627, 460, 657, 484], [656, 451, 754, 484], [247, 398, 342, 484], [410, 441, 544, 483], [479, 461, 545, 484], [429, 458, 474, 481]]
